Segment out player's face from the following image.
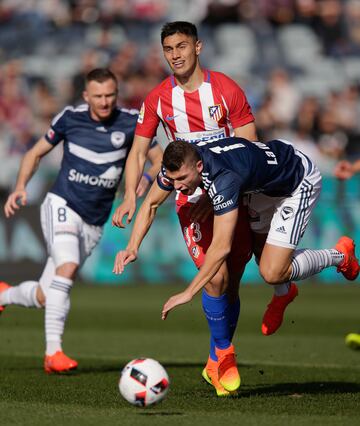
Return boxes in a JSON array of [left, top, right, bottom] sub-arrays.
[[165, 160, 203, 195], [83, 79, 118, 121], [162, 33, 202, 79]]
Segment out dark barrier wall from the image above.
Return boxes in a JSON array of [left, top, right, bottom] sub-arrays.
[[1, 176, 360, 285]]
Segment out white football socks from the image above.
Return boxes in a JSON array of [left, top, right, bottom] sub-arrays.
[[0, 281, 41, 308], [45, 275, 73, 356], [290, 248, 344, 281]]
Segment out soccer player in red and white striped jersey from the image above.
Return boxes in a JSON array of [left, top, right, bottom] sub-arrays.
[[112, 21, 258, 396]]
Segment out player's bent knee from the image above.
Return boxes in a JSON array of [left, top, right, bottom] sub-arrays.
[[205, 271, 228, 297], [259, 264, 289, 284], [56, 262, 79, 279], [36, 286, 46, 307]]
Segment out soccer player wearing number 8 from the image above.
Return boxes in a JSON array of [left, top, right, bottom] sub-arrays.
[[1, 68, 163, 373], [113, 137, 359, 392]]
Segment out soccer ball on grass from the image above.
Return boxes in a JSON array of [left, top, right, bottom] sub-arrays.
[[119, 358, 169, 407]]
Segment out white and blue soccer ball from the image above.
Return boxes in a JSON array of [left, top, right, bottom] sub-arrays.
[[119, 358, 169, 407]]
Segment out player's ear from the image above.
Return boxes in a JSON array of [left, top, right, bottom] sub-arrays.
[[83, 90, 89, 103], [195, 40, 202, 56], [196, 160, 203, 173]]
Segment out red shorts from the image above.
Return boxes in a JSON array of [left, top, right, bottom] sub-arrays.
[[176, 193, 252, 273]]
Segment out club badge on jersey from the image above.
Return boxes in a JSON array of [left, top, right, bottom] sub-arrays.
[[208, 104, 223, 122]]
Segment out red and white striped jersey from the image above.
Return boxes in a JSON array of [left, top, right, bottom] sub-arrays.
[[135, 70, 254, 145]]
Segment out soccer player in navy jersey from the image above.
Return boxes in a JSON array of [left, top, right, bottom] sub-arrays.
[[114, 137, 359, 393], [1, 68, 163, 373]]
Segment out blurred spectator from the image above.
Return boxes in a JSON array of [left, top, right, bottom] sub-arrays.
[[317, 108, 348, 164], [70, 49, 103, 105], [315, 0, 347, 56], [267, 68, 301, 126], [292, 96, 321, 141], [345, 0, 360, 53], [1, 0, 360, 199]]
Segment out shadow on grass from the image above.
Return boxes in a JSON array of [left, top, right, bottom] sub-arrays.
[[137, 412, 184, 416], [78, 361, 209, 374], [237, 381, 360, 398]]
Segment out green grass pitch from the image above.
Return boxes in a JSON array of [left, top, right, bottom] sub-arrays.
[[1, 283, 360, 425]]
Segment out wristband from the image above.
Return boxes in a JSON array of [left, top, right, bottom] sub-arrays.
[[143, 172, 153, 184]]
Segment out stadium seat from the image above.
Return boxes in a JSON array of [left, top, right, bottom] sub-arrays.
[[85, 25, 127, 49], [277, 24, 322, 69], [342, 57, 360, 84], [212, 24, 257, 74]]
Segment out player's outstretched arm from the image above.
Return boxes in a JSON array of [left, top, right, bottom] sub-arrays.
[[161, 209, 238, 320], [113, 181, 171, 275], [4, 137, 53, 218], [136, 143, 163, 197], [112, 135, 152, 228]]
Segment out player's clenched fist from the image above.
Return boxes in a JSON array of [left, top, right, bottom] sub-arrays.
[[4, 189, 27, 218]]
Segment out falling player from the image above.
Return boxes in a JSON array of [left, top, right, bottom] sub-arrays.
[[114, 137, 359, 392]]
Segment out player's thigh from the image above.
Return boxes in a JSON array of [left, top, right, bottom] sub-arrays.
[[79, 222, 103, 266], [227, 203, 253, 274], [265, 171, 322, 250], [176, 202, 213, 269], [40, 193, 82, 268]]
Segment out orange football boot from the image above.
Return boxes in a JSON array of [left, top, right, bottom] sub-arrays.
[[262, 282, 298, 336], [335, 236, 360, 281], [216, 345, 241, 392], [44, 351, 78, 374], [202, 357, 230, 397], [0, 282, 10, 313]]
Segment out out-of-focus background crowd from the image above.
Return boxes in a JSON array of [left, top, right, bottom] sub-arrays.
[[1, 0, 360, 284], [1, 0, 360, 196]]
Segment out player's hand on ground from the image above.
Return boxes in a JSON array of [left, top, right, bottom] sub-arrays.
[[189, 192, 212, 222], [4, 190, 27, 218], [136, 176, 150, 197], [334, 160, 353, 180], [161, 290, 193, 320], [113, 249, 138, 275], [112, 197, 136, 228]]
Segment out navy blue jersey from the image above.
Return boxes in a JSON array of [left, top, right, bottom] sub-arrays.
[[158, 137, 307, 216], [45, 104, 140, 226]]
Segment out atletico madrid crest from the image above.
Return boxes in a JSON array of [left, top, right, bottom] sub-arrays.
[[208, 104, 223, 122]]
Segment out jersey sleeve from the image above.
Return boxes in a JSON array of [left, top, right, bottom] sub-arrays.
[[44, 107, 70, 146], [156, 165, 174, 192], [221, 75, 254, 129], [135, 90, 161, 139], [210, 171, 243, 216]]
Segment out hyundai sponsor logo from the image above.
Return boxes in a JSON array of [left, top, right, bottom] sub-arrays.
[[212, 194, 224, 205], [214, 199, 234, 211]]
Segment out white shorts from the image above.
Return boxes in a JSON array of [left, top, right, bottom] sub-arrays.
[[246, 152, 322, 249], [40, 193, 103, 268]]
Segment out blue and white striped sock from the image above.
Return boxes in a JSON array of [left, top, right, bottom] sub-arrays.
[[290, 249, 344, 281], [45, 275, 73, 355]]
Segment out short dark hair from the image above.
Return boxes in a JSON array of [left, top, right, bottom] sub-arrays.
[[85, 68, 117, 86], [161, 21, 198, 44], [162, 141, 200, 172]]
